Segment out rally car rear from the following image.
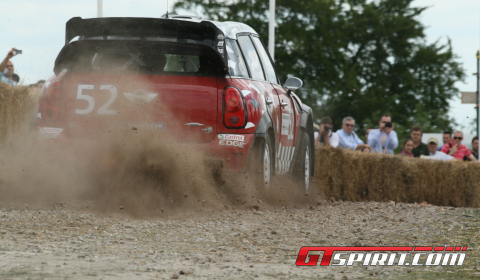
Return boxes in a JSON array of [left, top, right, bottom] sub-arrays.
[[33, 17, 262, 173]]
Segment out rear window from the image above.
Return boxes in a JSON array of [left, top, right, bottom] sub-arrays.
[[90, 53, 201, 73], [56, 40, 226, 77]]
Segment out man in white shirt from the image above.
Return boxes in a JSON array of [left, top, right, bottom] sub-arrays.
[[420, 137, 454, 161], [315, 117, 339, 148], [336, 117, 369, 151]]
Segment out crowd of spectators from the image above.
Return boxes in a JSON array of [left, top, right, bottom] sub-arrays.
[[314, 113, 479, 162]]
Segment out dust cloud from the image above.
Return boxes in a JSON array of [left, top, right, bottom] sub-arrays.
[[0, 51, 317, 218], [0, 125, 317, 219]]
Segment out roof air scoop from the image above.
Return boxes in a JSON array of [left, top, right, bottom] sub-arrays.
[[160, 13, 203, 21]]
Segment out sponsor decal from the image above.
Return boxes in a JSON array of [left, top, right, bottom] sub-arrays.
[[281, 113, 291, 136], [276, 143, 295, 174], [219, 140, 244, 148], [39, 127, 63, 139], [218, 134, 245, 141], [296, 246, 467, 267], [281, 107, 295, 140]]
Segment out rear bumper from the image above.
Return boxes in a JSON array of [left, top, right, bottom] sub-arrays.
[[35, 126, 254, 172]]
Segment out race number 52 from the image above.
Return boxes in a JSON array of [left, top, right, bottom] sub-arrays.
[[75, 84, 117, 115]]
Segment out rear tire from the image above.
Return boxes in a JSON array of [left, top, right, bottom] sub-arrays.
[[293, 131, 312, 193], [249, 134, 273, 190]]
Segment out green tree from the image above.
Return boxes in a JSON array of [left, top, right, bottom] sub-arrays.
[[174, 0, 465, 138]]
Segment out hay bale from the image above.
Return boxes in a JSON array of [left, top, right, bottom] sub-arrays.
[[314, 146, 480, 207], [0, 82, 38, 143]]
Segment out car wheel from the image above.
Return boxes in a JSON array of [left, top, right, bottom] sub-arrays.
[[294, 131, 311, 193], [262, 135, 272, 190], [250, 133, 272, 190]]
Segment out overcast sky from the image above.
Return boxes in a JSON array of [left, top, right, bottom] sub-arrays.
[[1, 0, 479, 134]]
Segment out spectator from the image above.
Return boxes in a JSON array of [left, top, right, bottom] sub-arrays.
[[365, 127, 374, 143], [470, 136, 479, 160], [315, 117, 339, 148], [336, 116, 370, 151], [29, 79, 46, 95], [440, 131, 478, 161], [36, 79, 46, 89], [0, 48, 19, 86], [410, 125, 429, 157], [368, 113, 398, 154], [438, 131, 452, 151], [400, 139, 414, 157], [420, 137, 454, 161]]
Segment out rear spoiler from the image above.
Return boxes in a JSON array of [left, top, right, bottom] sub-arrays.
[[64, 17, 227, 62]]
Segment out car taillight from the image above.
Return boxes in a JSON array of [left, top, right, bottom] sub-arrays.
[[224, 86, 247, 128], [41, 81, 62, 121]]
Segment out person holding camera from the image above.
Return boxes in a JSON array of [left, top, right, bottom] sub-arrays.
[[440, 131, 477, 161], [315, 117, 339, 148], [367, 113, 398, 154], [336, 116, 370, 151], [0, 48, 20, 86], [410, 125, 429, 157]]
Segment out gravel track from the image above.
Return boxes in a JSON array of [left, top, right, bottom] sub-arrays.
[[1, 200, 479, 279]]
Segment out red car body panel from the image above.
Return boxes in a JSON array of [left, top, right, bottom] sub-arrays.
[[37, 73, 219, 143]]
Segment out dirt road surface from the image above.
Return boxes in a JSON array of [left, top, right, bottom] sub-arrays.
[[1, 200, 479, 280]]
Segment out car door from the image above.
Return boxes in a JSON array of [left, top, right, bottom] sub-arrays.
[[236, 35, 284, 167], [250, 36, 298, 175]]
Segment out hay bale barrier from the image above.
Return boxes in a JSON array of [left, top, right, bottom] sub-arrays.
[[314, 146, 480, 207], [0, 83, 38, 143]]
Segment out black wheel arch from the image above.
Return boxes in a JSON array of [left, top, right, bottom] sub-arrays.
[[244, 112, 275, 172], [290, 104, 314, 176]]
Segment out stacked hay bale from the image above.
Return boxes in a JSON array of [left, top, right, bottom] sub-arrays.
[[314, 146, 480, 207], [0, 83, 38, 143]]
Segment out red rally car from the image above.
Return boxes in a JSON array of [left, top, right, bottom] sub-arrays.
[[33, 16, 315, 192]]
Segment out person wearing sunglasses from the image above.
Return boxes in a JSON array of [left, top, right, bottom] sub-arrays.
[[440, 131, 477, 161], [336, 116, 370, 151], [0, 48, 19, 86], [367, 113, 398, 154]]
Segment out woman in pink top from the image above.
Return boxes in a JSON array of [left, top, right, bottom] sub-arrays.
[[400, 139, 414, 157]]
